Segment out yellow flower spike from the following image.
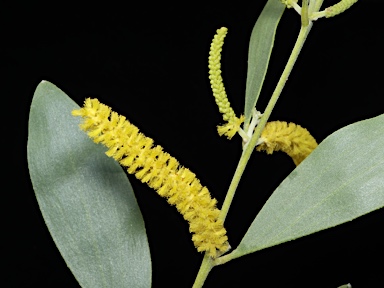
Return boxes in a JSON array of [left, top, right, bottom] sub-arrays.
[[208, 27, 243, 139], [325, 0, 358, 18], [72, 98, 229, 258], [256, 121, 318, 166]]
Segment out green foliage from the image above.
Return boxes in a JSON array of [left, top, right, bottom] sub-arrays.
[[233, 113, 384, 258], [243, 0, 285, 131], [27, 81, 151, 288]]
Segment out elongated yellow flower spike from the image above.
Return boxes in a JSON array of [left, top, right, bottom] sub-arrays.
[[209, 27, 243, 139], [256, 121, 318, 166], [72, 98, 229, 257]]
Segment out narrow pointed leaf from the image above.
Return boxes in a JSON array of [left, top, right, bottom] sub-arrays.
[[234, 114, 384, 258], [27, 81, 151, 288], [243, 0, 285, 130]]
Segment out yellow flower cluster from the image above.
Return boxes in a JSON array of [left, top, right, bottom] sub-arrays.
[[257, 121, 318, 166], [72, 98, 229, 257], [325, 0, 358, 18], [217, 115, 244, 139], [208, 27, 243, 139]]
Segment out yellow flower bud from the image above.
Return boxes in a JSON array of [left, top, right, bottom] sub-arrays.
[[280, 0, 298, 9], [325, 0, 358, 18]]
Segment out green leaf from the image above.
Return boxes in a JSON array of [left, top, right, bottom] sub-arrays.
[[243, 0, 285, 130], [234, 114, 384, 258], [27, 81, 151, 288]]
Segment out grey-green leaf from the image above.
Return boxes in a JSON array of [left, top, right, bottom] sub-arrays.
[[243, 0, 285, 130], [234, 114, 384, 258], [27, 81, 151, 288]]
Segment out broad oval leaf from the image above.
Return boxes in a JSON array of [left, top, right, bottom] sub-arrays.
[[243, 0, 285, 130], [27, 81, 151, 288], [234, 114, 384, 258]]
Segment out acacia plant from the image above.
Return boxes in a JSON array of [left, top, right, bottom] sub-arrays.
[[27, 0, 383, 287]]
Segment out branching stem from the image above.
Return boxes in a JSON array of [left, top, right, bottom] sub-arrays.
[[192, 22, 313, 287]]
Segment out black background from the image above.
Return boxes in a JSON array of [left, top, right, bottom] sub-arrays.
[[5, 1, 384, 287]]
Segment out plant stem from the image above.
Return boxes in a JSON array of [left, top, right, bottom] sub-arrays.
[[192, 23, 313, 287], [192, 255, 214, 288]]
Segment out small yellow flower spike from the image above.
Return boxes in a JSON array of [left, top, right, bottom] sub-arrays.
[[208, 27, 243, 139], [256, 121, 318, 166], [72, 98, 229, 258], [325, 0, 358, 18]]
